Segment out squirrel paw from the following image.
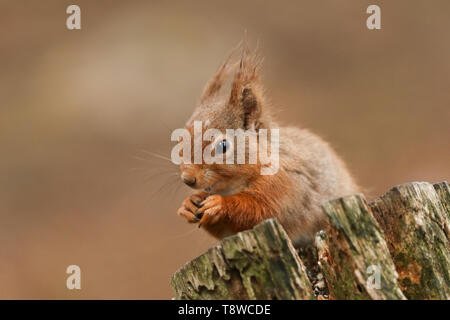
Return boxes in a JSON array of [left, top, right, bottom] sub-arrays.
[[197, 194, 225, 227], [177, 192, 208, 224]]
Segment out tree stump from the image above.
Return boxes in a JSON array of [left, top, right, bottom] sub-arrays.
[[171, 219, 314, 300], [369, 182, 450, 299], [170, 181, 450, 300], [315, 194, 406, 300]]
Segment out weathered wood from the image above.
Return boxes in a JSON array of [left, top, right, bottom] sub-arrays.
[[433, 181, 450, 238], [171, 219, 314, 300], [369, 182, 450, 299], [315, 194, 406, 300]]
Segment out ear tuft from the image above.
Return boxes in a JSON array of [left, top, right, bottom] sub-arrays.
[[200, 43, 241, 103], [228, 42, 264, 129]]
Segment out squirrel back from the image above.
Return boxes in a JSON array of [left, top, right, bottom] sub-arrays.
[[175, 44, 359, 245]]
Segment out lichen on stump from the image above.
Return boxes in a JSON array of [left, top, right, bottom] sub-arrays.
[[171, 219, 314, 300], [369, 182, 450, 299], [316, 194, 406, 300]]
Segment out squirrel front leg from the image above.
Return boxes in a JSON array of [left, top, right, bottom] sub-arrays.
[[197, 191, 276, 237]]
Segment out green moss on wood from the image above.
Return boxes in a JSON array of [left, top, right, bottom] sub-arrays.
[[317, 195, 405, 300], [171, 219, 313, 300], [369, 182, 450, 299]]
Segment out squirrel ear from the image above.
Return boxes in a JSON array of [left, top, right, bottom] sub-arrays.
[[241, 86, 261, 129], [228, 47, 264, 129], [200, 43, 241, 103]]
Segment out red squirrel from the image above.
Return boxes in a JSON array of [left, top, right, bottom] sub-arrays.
[[175, 45, 359, 245]]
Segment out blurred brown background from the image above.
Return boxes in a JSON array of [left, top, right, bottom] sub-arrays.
[[0, 0, 449, 299]]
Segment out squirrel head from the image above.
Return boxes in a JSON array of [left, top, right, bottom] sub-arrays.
[[179, 44, 275, 195]]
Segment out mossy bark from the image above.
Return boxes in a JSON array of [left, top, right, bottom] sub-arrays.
[[316, 194, 406, 300], [369, 182, 450, 299], [171, 219, 314, 300]]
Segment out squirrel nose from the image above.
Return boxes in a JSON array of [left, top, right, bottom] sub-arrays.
[[182, 174, 196, 187]]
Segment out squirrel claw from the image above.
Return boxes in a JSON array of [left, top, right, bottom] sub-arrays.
[[177, 192, 209, 224], [197, 195, 224, 226], [177, 207, 199, 224]]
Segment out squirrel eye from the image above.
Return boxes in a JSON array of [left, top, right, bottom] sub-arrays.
[[216, 139, 228, 155]]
